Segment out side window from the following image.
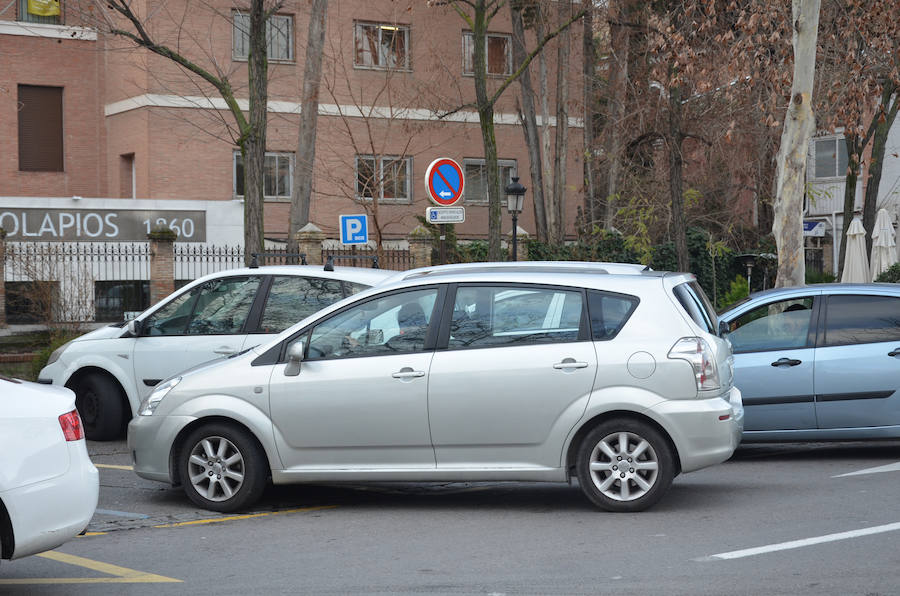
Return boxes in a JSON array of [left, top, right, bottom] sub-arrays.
[[143, 288, 200, 336], [726, 297, 814, 353], [257, 276, 344, 334], [449, 286, 584, 349], [184, 277, 261, 335], [823, 295, 900, 346], [345, 281, 371, 295], [587, 290, 638, 341], [305, 289, 438, 360]]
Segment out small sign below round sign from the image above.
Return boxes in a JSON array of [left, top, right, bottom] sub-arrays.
[[425, 158, 465, 206]]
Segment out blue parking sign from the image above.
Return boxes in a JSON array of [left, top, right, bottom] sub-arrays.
[[340, 214, 368, 245]]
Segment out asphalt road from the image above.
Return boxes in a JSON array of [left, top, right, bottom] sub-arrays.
[[2, 440, 899, 595]]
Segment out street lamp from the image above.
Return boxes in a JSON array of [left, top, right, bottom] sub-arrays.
[[505, 176, 526, 261]]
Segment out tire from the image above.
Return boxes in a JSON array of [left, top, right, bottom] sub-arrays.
[[75, 373, 126, 441], [179, 423, 268, 513], [576, 418, 675, 513]]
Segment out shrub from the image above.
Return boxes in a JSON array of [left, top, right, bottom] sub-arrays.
[[875, 263, 900, 283], [721, 275, 750, 310]]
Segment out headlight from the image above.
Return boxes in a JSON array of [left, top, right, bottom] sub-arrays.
[[138, 376, 181, 416], [46, 341, 72, 366]]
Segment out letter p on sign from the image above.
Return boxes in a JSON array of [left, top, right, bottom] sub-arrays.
[[340, 214, 368, 245]]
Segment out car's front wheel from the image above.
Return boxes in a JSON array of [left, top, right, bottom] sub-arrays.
[[179, 423, 267, 512], [576, 418, 675, 512], [74, 373, 126, 441]]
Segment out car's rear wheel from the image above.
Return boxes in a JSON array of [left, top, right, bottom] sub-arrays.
[[74, 373, 125, 441], [179, 423, 267, 512], [576, 418, 675, 512]]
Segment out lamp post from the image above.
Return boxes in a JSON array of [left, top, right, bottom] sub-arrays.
[[505, 176, 526, 261]]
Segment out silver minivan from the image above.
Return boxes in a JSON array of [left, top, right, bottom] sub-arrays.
[[128, 263, 743, 513]]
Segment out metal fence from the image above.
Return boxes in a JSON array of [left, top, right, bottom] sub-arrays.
[[322, 247, 415, 271], [175, 244, 244, 280]]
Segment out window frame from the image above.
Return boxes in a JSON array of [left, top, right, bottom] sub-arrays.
[[462, 158, 517, 205], [355, 154, 413, 204], [353, 21, 411, 71], [810, 136, 849, 181], [232, 11, 295, 63], [462, 30, 512, 77], [233, 151, 294, 202]]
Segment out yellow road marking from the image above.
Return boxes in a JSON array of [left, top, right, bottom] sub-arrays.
[[0, 551, 180, 585], [153, 505, 337, 528], [81, 532, 107, 537], [94, 463, 134, 471]]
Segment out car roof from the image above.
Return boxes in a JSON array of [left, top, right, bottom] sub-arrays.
[[192, 264, 394, 286], [721, 282, 900, 314], [388, 261, 652, 283]]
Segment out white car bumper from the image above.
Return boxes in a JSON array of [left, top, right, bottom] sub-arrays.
[[1, 441, 99, 560]]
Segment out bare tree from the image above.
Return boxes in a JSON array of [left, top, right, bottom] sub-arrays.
[[82, 0, 282, 264]]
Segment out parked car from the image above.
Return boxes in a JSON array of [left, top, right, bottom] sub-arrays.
[[39, 265, 393, 441], [719, 283, 900, 441], [0, 377, 98, 560], [128, 262, 742, 513]]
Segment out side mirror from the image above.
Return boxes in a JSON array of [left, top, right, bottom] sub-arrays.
[[127, 319, 144, 337], [718, 319, 730, 338], [284, 340, 305, 377]]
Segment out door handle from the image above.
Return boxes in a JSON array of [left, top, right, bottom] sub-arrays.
[[888, 348, 900, 357], [553, 360, 589, 370], [771, 358, 802, 367], [214, 346, 238, 355], [392, 370, 426, 379]]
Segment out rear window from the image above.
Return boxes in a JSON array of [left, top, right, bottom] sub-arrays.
[[587, 290, 638, 341], [673, 281, 717, 334]]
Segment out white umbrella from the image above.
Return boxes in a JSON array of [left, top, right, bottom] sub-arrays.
[[870, 208, 896, 281], [841, 216, 869, 283]]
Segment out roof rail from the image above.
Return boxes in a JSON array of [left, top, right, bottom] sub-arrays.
[[249, 253, 307, 268], [402, 263, 618, 280], [324, 254, 380, 272]]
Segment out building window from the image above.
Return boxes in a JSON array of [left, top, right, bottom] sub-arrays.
[[354, 22, 410, 70], [233, 12, 294, 62], [463, 159, 517, 205], [356, 155, 412, 203], [18, 0, 60, 24], [234, 152, 293, 201], [18, 85, 63, 172], [812, 137, 848, 179], [462, 31, 511, 76]]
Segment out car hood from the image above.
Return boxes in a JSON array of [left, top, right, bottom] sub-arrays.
[[0, 377, 76, 417], [69, 324, 126, 342]]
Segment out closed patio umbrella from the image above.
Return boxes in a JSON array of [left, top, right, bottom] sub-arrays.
[[870, 208, 896, 281], [841, 216, 869, 283]]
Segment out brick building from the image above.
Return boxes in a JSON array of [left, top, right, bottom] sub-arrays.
[[1, 0, 585, 245]]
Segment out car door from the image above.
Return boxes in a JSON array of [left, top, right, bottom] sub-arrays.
[[814, 293, 900, 429], [131, 275, 263, 399], [723, 295, 819, 431], [267, 287, 441, 470], [427, 284, 597, 469]]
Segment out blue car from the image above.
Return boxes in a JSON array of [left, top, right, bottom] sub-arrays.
[[719, 283, 900, 442]]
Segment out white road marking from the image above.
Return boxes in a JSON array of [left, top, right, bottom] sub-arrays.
[[698, 522, 900, 561], [832, 461, 900, 478]]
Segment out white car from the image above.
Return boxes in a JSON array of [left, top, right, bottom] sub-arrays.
[[0, 377, 98, 560], [39, 265, 393, 441]]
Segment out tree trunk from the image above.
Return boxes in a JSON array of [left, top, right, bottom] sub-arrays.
[[243, 0, 268, 265], [604, 0, 629, 231], [837, 135, 861, 276], [668, 85, 689, 272], [536, 15, 554, 221], [582, 0, 597, 228], [471, 2, 502, 260], [288, 0, 327, 257], [510, 4, 547, 243], [550, 0, 571, 244], [772, 0, 820, 288], [863, 83, 899, 256]]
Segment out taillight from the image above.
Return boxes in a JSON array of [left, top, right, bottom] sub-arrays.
[[668, 337, 721, 391], [59, 409, 85, 441]]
